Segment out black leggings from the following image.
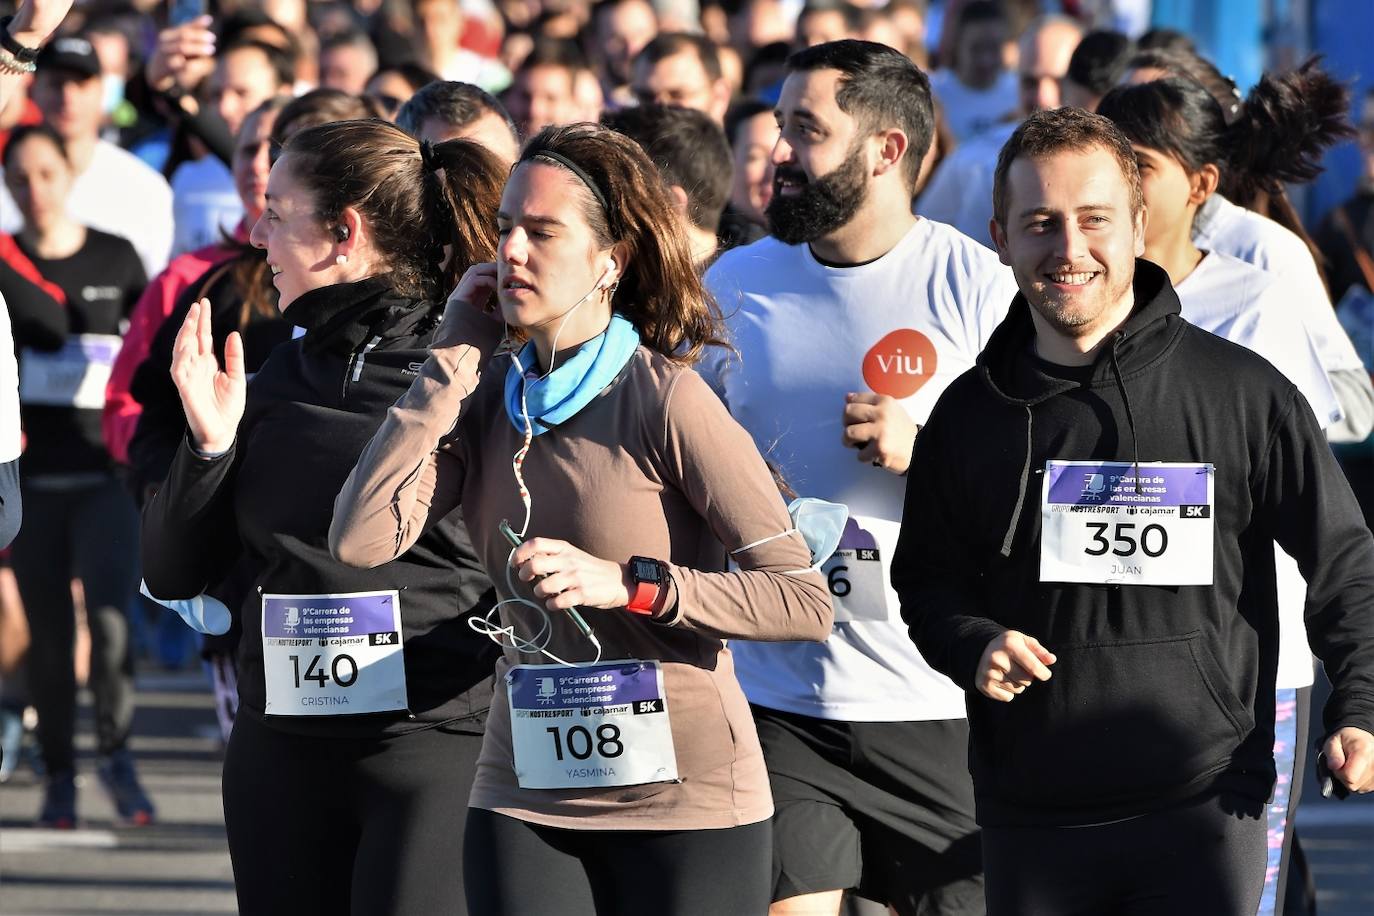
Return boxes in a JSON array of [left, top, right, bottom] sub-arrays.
[[12, 475, 139, 772], [463, 807, 772, 916], [982, 791, 1268, 916], [222, 711, 485, 915]]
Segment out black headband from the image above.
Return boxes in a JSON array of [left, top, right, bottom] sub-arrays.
[[527, 149, 609, 214]]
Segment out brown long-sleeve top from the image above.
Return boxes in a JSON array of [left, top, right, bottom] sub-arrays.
[[330, 307, 832, 830]]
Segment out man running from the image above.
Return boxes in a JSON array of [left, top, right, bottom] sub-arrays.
[[894, 107, 1374, 916], [703, 39, 1016, 916]]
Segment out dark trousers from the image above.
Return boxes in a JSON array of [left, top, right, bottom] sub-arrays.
[[11, 475, 139, 773], [222, 711, 485, 915], [464, 807, 773, 916], [982, 791, 1269, 916]]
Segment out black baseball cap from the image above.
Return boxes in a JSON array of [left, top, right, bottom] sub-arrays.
[[36, 36, 101, 80]]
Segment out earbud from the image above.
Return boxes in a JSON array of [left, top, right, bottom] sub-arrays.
[[598, 258, 617, 290], [334, 224, 350, 242]]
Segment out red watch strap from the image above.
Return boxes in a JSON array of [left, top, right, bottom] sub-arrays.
[[626, 579, 660, 615]]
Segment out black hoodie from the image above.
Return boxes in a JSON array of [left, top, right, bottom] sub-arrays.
[[143, 277, 499, 738], [893, 259, 1374, 827]]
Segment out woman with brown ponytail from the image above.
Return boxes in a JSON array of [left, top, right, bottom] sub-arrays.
[[330, 122, 833, 914], [141, 122, 507, 915], [1124, 50, 1374, 444]]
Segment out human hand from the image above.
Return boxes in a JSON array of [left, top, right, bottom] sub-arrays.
[[1323, 726, 1374, 795], [170, 299, 244, 455], [841, 392, 919, 475], [511, 538, 632, 613], [433, 262, 504, 351], [976, 630, 1056, 702], [146, 17, 216, 94], [7, 0, 76, 48]]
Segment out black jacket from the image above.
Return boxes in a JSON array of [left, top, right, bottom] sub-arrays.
[[894, 259, 1374, 826], [142, 277, 499, 737]]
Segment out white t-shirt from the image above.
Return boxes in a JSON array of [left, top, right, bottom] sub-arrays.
[[170, 155, 243, 258], [1176, 250, 1337, 690], [928, 70, 1019, 144], [0, 294, 21, 463], [916, 120, 1013, 249], [0, 140, 173, 279], [1193, 194, 1366, 377], [701, 219, 1018, 721]]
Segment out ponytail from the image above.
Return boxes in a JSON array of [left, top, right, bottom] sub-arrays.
[[422, 139, 507, 296], [1223, 57, 1355, 206], [1115, 53, 1356, 292]]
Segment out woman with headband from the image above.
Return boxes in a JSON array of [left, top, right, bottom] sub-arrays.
[[331, 123, 833, 914], [141, 122, 506, 914]]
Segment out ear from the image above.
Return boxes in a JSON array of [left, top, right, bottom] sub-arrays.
[[604, 241, 631, 287], [872, 128, 909, 181], [1133, 205, 1147, 258], [1188, 163, 1220, 207], [989, 218, 1012, 267], [668, 185, 691, 219]]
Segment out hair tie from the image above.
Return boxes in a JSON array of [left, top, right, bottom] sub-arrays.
[[419, 139, 439, 173], [527, 149, 610, 214]]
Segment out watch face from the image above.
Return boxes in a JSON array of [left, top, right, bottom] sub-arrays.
[[632, 558, 662, 584]]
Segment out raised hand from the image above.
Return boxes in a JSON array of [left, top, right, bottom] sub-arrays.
[[170, 300, 245, 455], [6, 0, 77, 48], [145, 16, 216, 95], [433, 262, 504, 349]]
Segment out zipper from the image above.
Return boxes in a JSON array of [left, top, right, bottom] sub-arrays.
[[342, 335, 383, 401]]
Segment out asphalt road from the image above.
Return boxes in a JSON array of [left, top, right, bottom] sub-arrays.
[[0, 671, 1370, 915]]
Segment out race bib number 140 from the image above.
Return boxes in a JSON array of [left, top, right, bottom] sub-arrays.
[[1040, 460, 1214, 586]]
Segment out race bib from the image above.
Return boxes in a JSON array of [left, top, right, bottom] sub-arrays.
[[1040, 461, 1214, 586], [820, 518, 887, 623], [19, 334, 122, 409], [261, 591, 407, 716], [507, 661, 678, 790]]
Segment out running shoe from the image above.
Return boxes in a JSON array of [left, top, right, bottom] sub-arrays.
[[37, 770, 77, 829], [96, 749, 155, 826]]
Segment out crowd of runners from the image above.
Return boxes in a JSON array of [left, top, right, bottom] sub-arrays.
[[1, 0, 1372, 913]]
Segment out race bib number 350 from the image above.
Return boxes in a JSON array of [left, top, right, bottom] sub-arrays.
[[507, 661, 678, 790], [261, 591, 407, 716], [1040, 461, 1214, 586]]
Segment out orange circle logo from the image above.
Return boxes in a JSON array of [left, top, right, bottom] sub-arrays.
[[862, 329, 938, 399]]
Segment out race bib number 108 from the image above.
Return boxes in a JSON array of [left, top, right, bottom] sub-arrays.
[[507, 661, 678, 790], [1040, 460, 1214, 586]]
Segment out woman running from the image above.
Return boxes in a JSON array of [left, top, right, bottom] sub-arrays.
[[4, 123, 149, 828], [330, 123, 832, 915], [141, 122, 506, 915]]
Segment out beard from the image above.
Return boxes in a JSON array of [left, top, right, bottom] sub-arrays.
[[765, 142, 869, 245], [1022, 267, 1135, 340]]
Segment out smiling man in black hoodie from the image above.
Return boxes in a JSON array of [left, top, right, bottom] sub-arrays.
[[893, 107, 1374, 916]]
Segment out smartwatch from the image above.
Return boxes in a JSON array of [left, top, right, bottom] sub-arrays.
[[625, 556, 666, 615]]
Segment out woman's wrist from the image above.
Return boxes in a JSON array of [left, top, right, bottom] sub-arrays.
[[5, 10, 44, 48], [190, 433, 234, 459]]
